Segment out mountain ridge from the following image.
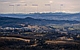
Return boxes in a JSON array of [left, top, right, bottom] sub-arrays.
[[0, 12, 80, 21], [0, 17, 80, 27]]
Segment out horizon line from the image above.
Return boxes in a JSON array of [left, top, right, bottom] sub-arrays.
[[0, 11, 80, 14]]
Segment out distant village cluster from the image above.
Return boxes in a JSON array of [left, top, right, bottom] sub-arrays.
[[0, 24, 80, 41]]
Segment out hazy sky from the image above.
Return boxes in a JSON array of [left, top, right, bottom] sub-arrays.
[[0, 0, 80, 13]]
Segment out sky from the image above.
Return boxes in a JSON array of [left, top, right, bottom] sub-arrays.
[[0, 0, 80, 13]]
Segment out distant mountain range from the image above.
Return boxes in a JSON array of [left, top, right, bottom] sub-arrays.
[[0, 17, 80, 27], [0, 12, 80, 21]]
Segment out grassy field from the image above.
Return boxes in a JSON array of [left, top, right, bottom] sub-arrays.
[[0, 37, 80, 50]]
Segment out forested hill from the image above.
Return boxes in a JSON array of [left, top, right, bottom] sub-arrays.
[[0, 17, 80, 27], [0, 12, 80, 21]]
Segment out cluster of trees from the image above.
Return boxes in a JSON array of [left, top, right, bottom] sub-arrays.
[[0, 38, 80, 50]]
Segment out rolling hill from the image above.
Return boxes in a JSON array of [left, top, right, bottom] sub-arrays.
[[0, 12, 80, 21], [0, 17, 80, 27]]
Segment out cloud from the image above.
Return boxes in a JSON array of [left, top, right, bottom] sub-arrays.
[[0, 0, 21, 3]]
